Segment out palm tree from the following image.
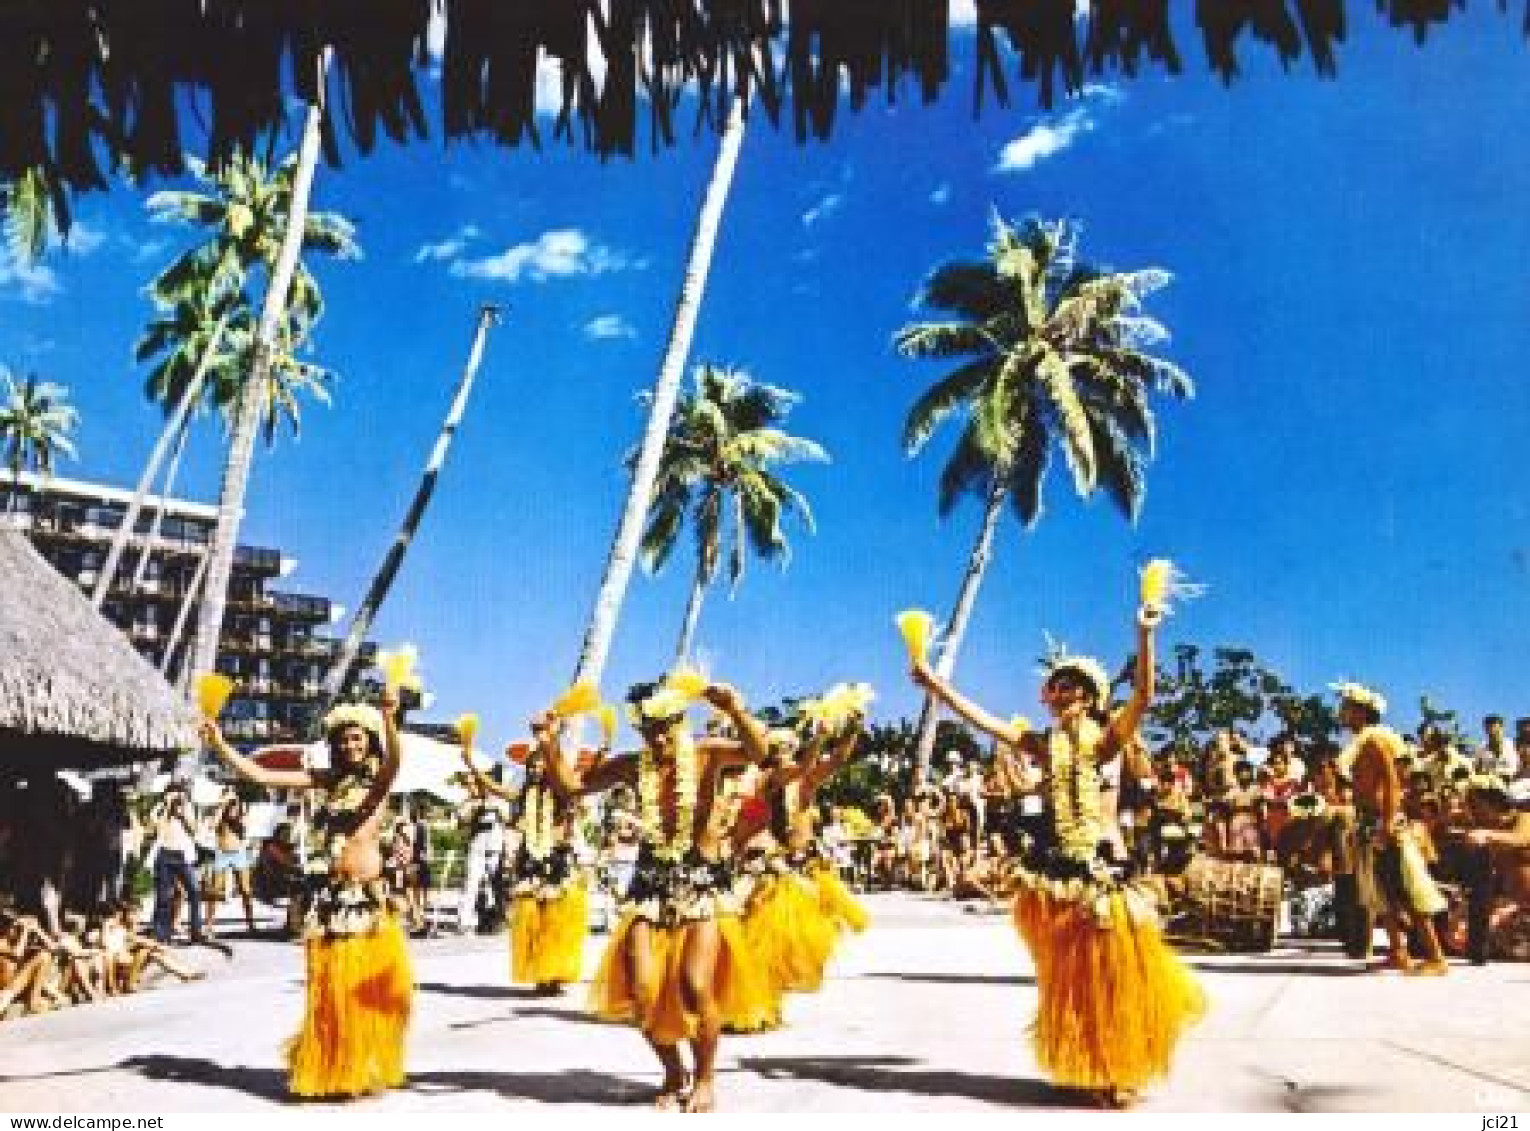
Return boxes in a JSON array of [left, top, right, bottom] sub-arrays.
[[895, 214, 1194, 781], [318, 304, 503, 711], [569, 97, 748, 692], [1, 370, 79, 513], [640, 364, 827, 661], [2, 167, 66, 265]]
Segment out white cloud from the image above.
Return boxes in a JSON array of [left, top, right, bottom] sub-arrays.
[[131, 237, 168, 263], [929, 183, 951, 205], [995, 108, 1092, 173], [414, 224, 481, 264], [450, 228, 636, 284], [950, 0, 978, 26], [0, 250, 62, 305], [802, 193, 843, 227], [584, 314, 636, 340]]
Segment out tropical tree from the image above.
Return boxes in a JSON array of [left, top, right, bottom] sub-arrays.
[[1, 370, 79, 511], [639, 363, 827, 661], [570, 98, 748, 692], [2, 167, 66, 265], [895, 214, 1194, 781], [318, 304, 503, 711]]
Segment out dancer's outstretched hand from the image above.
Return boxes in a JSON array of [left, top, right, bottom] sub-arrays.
[[910, 657, 936, 691], [702, 682, 743, 714]]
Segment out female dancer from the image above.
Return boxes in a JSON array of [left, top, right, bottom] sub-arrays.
[[545, 679, 771, 1112], [912, 601, 1203, 1107], [459, 738, 588, 994], [201, 690, 412, 1098]]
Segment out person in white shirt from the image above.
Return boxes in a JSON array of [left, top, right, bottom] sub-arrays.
[[148, 784, 205, 945], [1477, 715, 1518, 779], [457, 791, 509, 934]]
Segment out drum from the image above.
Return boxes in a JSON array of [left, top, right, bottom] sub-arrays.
[[1172, 855, 1284, 952]]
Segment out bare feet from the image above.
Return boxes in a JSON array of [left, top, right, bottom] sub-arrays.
[[684, 1078, 716, 1113], [654, 1071, 690, 1112]]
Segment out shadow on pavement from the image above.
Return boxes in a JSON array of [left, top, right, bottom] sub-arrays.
[[865, 972, 1035, 987], [405, 1068, 651, 1105], [414, 982, 549, 1001], [447, 1004, 612, 1032], [1184, 961, 1366, 977], [121, 1055, 289, 1102], [736, 1054, 1074, 1108]]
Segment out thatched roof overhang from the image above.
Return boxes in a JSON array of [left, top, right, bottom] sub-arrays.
[[0, 0, 1519, 206], [0, 531, 198, 773]]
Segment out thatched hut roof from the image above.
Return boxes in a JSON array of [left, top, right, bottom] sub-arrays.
[[0, 531, 197, 772], [1, 0, 1518, 201]]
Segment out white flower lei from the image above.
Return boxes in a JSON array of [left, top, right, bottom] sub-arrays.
[[1049, 719, 1105, 861], [639, 729, 698, 863], [520, 783, 557, 860]]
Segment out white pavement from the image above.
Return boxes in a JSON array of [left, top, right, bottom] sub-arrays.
[[0, 892, 1527, 1113]]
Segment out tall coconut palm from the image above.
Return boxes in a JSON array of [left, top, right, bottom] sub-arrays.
[[1, 370, 79, 512], [318, 304, 503, 711], [2, 167, 66, 265], [570, 98, 747, 692], [896, 214, 1194, 781], [639, 364, 827, 661]]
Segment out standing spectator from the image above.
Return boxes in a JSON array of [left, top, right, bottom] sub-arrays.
[[384, 803, 422, 933], [148, 784, 205, 945], [204, 791, 258, 935], [457, 788, 509, 935], [410, 807, 433, 934], [938, 792, 974, 893], [1477, 715, 1518, 779], [1514, 719, 1530, 781], [1262, 745, 1303, 865]]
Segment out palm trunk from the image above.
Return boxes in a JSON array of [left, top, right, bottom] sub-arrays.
[[317, 304, 501, 713], [94, 315, 226, 609], [131, 419, 191, 592], [186, 53, 330, 689], [674, 572, 709, 663], [570, 98, 747, 690], [161, 548, 210, 682], [911, 470, 1009, 784]]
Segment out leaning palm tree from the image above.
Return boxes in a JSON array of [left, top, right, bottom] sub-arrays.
[[570, 97, 748, 692], [151, 56, 355, 688], [2, 167, 66, 265], [317, 304, 503, 711], [1, 370, 79, 513], [639, 364, 827, 661], [895, 214, 1194, 782]]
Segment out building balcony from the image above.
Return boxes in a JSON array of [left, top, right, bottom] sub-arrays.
[[234, 545, 282, 575], [268, 591, 331, 621]]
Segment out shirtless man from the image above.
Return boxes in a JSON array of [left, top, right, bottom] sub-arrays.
[[548, 679, 768, 1112], [1334, 682, 1449, 975], [201, 690, 412, 1097]]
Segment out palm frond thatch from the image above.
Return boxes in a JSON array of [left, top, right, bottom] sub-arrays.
[[0, 532, 197, 766]]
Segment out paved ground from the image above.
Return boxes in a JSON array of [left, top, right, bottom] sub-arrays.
[[1, 892, 1527, 1113]]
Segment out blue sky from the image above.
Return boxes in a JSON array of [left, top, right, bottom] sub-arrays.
[[5, 8, 1529, 756]]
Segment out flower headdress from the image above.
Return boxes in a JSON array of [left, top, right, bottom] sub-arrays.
[[321, 702, 385, 741], [624, 681, 690, 728], [1330, 681, 1387, 716]]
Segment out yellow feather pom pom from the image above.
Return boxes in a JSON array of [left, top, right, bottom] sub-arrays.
[[1009, 715, 1033, 734], [1137, 559, 1206, 615], [455, 713, 480, 748], [195, 673, 235, 721], [663, 663, 710, 700], [377, 644, 420, 693], [551, 681, 602, 719], [596, 703, 618, 747], [895, 610, 936, 665]]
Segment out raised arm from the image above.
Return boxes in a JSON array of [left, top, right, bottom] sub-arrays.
[[911, 658, 1025, 747], [200, 722, 314, 791], [356, 688, 404, 821], [701, 683, 770, 765], [1108, 607, 1160, 748], [539, 713, 634, 797], [806, 719, 863, 792], [460, 733, 514, 801]]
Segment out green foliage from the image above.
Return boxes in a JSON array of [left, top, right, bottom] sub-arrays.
[[1147, 642, 1338, 754], [0, 370, 79, 482]]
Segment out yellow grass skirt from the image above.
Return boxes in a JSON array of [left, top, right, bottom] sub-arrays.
[[743, 872, 840, 998], [511, 885, 589, 986], [286, 917, 413, 1098], [1013, 888, 1204, 1091], [810, 862, 870, 933], [588, 911, 772, 1045]]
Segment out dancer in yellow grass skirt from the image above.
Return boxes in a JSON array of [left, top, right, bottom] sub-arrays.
[[460, 742, 588, 993], [913, 599, 1204, 1108], [202, 690, 413, 1099], [732, 715, 867, 1027], [545, 678, 773, 1112]]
